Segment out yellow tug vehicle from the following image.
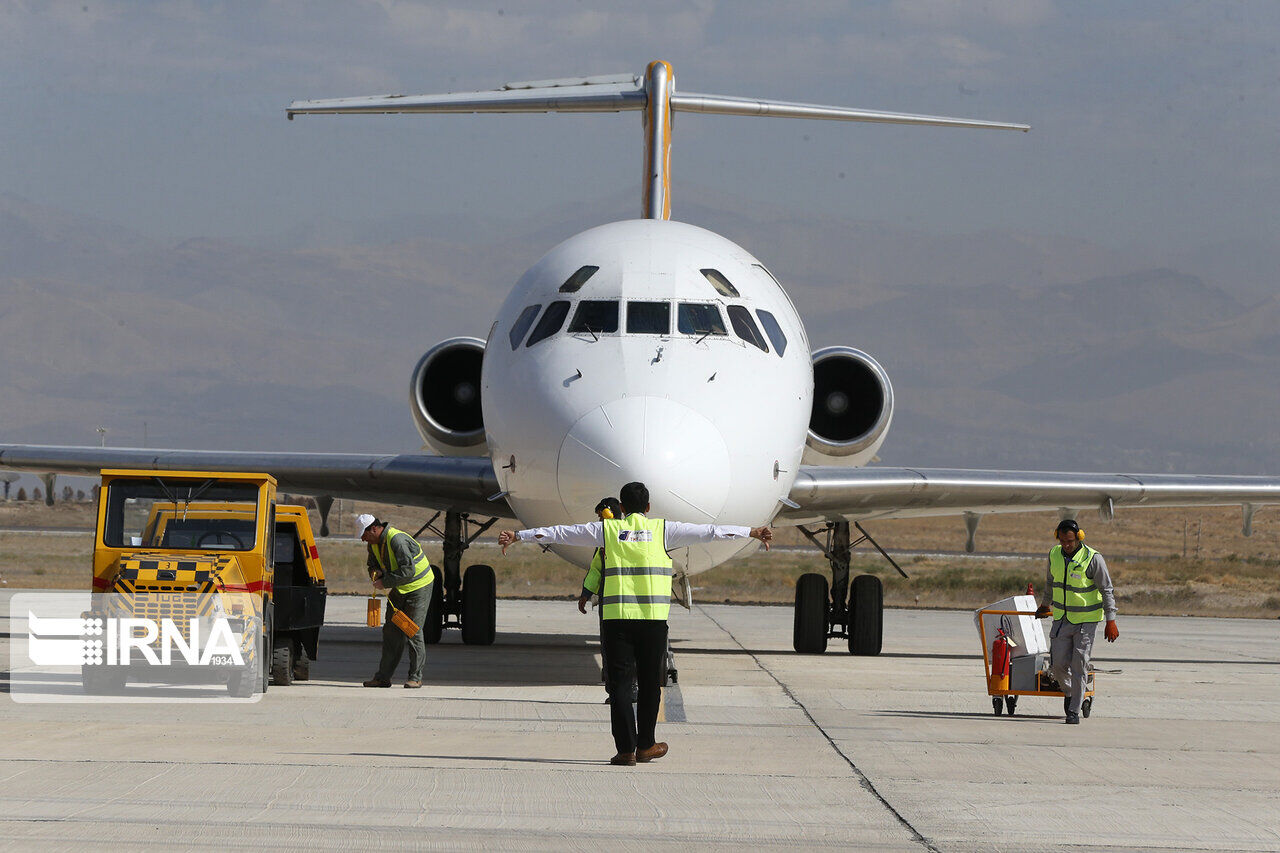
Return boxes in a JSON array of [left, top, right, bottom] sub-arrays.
[[86, 470, 326, 697]]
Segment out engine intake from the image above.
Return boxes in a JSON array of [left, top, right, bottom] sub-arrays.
[[410, 337, 487, 455], [805, 346, 893, 465]]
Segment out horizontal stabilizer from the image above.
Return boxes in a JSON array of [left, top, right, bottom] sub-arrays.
[[670, 92, 1030, 132], [288, 80, 645, 118]]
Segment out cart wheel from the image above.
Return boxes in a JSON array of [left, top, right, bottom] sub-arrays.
[[1005, 696, 1018, 716], [1082, 697, 1092, 718], [992, 697, 1003, 716]]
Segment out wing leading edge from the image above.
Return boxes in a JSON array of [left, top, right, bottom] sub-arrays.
[[0, 445, 509, 519], [783, 465, 1280, 532]]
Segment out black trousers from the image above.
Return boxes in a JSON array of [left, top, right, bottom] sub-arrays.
[[601, 619, 668, 754]]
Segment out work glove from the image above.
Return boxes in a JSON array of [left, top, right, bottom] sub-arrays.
[[1104, 620, 1119, 642], [1034, 604, 1052, 619]]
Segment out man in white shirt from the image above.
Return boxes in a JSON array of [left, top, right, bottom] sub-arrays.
[[498, 481, 771, 765]]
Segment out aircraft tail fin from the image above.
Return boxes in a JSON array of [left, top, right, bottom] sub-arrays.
[[288, 60, 1029, 221]]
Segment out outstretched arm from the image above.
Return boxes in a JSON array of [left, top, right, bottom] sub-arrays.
[[665, 521, 773, 549], [498, 522, 605, 554]]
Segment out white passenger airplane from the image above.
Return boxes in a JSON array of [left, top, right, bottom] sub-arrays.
[[4, 61, 1279, 654]]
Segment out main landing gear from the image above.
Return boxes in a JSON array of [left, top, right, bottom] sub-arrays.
[[412, 510, 499, 645], [792, 520, 906, 655]]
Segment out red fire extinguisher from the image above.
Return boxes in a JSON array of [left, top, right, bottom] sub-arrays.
[[989, 628, 1011, 692]]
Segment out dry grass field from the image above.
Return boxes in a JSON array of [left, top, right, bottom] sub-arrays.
[[3, 497, 1277, 618]]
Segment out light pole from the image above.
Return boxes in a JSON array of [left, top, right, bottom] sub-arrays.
[[96, 426, 107, 447]]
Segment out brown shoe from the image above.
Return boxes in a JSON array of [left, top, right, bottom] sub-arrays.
[[636, 742, 668, 763], [609, 752, 636, 766], [404, 680, 422, 689], [362, 677, 391, 688]]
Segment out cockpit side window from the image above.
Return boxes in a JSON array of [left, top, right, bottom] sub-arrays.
[[626, 301, 670, 334], [526, 300, 570, 347], [726, 305, 769, 352], [677, 303, 727, 336], [559, 265, 599, 293], [755, 309, 788, 356], [509, 304, 542, 350], [700, 268, 740, 298], [568, 300, 619, 334]]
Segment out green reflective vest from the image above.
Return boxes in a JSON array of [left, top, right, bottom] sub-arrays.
[[1049, 543, 1104, 623], [582, 549, 603, 596], [371, 526, 434, 594], [600, 514, 672, 621]]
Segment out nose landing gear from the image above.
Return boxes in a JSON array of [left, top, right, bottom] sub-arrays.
[[792, 520, 902, 655], [413, 510, 499, 645]]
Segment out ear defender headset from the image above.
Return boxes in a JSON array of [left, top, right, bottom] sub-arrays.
[[1054, 519, 1084, 540], [598, 508, 614, 519]]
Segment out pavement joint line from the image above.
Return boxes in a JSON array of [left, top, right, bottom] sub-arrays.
[[696, 603, 942, 853]]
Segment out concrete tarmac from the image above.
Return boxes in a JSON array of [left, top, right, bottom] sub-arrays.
[[2, 596, 1278, 851]]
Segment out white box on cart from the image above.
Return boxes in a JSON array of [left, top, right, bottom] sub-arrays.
[[974, 594, 1048, 659]]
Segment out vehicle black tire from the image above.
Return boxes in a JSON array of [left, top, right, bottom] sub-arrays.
[[847, 574, 883, 656], [793, 573, 829, 654], [461, 564, 496, 646], [1005, 696, 1018, 715], [1082, 697, 1092, 718], [425, 568, 444, 645], [271, 637, 293, 686], [992, 697, 1003, 715], [261, 607, 273, 694], [228, 612, 267, 698], [292, 639, 310, 681]]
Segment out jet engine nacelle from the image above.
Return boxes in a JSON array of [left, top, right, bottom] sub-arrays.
[[803, 346, 894, 467], [410, 336, 488, 457]]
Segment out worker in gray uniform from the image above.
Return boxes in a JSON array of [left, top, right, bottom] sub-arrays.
[[1035, 519, 1119, 723]]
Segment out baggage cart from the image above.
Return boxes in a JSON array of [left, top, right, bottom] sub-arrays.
[[977, 608, 1094, 717]]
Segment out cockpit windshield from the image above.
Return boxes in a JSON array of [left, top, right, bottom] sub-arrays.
[[678, 303, 727, 336], [626, 301, 670, 334], [569, 300, 619, 334]]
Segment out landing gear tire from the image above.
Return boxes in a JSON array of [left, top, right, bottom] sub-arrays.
[[271, 637, 294, 686], [992, 697, 1003, 715], [461, 564, 496, 646], [1082, 697, 1092, 718], [793, 573, 829, 654], [425, 568, 444, 645], [847, 573, 883, 656], [1005, 696, 1018, 715]]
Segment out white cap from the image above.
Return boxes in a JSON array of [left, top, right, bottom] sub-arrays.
[[356, 513, 378, 535]]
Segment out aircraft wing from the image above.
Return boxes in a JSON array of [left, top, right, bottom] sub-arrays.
[[0, 445, 510, 519], [782, 465, 1280, 533]]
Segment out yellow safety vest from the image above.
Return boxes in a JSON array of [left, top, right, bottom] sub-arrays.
[[371, 526, 434, 594], [600, 514, 672, 621], [1049, 544, 1104, 623], [583, 548, 603, 596]]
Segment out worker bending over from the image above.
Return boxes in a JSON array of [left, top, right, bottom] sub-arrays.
[[498, 481, 772, 765], [1035, 518, 1119, 723], [359, 514, 434, 689]]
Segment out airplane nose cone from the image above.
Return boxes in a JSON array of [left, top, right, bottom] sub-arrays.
[[557, 396, 729, 521]]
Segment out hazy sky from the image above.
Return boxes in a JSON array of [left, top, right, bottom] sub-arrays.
[[3, 1, 1278, 256]]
